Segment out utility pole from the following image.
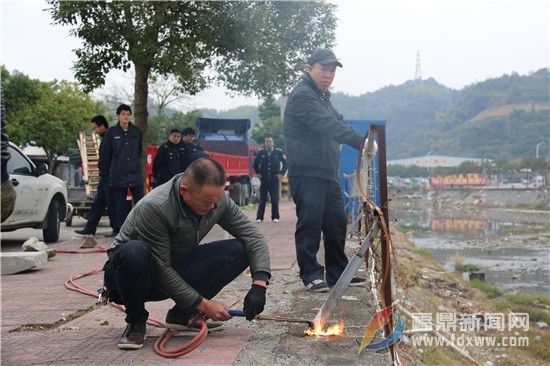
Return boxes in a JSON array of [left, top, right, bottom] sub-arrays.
[[415, 50, 422, 82]]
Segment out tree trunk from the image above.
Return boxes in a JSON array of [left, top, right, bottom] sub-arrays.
[[134, 63, 151, 184]]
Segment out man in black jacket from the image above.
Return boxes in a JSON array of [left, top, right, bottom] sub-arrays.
[[75, 115, 118, 235], [103, 104, 144, 232], [253, 137, 287, 223], [180, 127, 207, 172], [283, 49, 366, 293], [152, 128, 185, 188]]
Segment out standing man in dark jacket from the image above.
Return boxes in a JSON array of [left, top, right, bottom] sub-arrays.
[[180, 127, 207, 172], [283, 49, 366, 293], [103, 158, 270, 350], [152, 128, 185, 188], [253, 137, 287, 223], [103, 104, 144, 232], [75, 115, 118, 235]]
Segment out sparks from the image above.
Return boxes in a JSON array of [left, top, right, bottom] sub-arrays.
[[304, 323, 345, 337]]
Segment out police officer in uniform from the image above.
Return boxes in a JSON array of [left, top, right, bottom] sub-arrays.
[[152, 129, 186, 188], [103, 104, 144, 232], [253, 137, 287, 223], [180, 127, 207, 172]]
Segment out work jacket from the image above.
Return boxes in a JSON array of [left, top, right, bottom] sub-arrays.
[[97, 130, 110, 178], [181, 142, 207, 172], [283, 73, 364, 181], [253, 148, 287, 180], [109, 173, 271, 310], [152, 140, 186, 187], [103, 122, 143, 188]]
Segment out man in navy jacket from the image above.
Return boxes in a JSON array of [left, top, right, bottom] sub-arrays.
[[152, 128, 185, 188], [283, 49, 366, 293], [103, 104, 144, 232], [75, 115, 118, 235], [253, 137, 287, 222]]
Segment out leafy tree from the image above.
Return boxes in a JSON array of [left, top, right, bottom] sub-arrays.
[[10, 79, 96, 172], [521, 157, 548, 174], [251, 116, 284, 148], [172, 109, 202, 131], [47, 1, 336, 165], [148, 109, 203, 146], [258, 96, 280, 121]]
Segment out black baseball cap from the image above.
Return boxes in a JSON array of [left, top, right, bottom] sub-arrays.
[[307, 48, 343, 67]]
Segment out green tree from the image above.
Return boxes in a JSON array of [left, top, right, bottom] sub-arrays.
[[171, 109, 203, 132], [148, 109, 203, 146], [47, 1, 336, 164], [12, 80, 96, 172], [258, 96, 280, 121], [251, 116, 284, 148], [1, 66, 49, 143]]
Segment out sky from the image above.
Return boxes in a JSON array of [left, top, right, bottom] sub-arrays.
[[1, 0, 549, 111]]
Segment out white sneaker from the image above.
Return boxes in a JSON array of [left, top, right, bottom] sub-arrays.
[[256, 219, 262, 223], [273, 219, 279, 223]]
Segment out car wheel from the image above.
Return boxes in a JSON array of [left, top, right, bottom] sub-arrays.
[[43, 199, 60, 243]]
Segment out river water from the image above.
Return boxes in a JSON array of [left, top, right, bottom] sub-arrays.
[[392, 206, 550, 294]]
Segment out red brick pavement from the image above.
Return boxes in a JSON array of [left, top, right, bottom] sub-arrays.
[[1, 199, 299, 365]]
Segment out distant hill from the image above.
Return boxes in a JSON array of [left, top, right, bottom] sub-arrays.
[[331, 68, 549, 160]]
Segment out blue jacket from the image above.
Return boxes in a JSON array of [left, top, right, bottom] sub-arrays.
[[104, 122, 143, 188], [283, 73, 364, 182]]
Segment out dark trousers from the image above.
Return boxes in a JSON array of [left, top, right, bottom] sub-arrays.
[[104, 239, 249, 324], [289, 176, 349, 286], [84, 176, 117, 233], [112, 186, 144, 231], [256, 177, 280, 220]]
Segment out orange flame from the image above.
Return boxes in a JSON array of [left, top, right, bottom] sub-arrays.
[[304, 323, 345, 337]]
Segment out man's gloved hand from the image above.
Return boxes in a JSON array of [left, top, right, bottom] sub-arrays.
[[243, 284, 266, 321]]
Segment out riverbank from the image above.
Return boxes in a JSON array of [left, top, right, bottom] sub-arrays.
[[392, 228, 550, 365]]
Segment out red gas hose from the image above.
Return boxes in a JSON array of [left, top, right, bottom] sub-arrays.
[[59, 248, 208, 357]]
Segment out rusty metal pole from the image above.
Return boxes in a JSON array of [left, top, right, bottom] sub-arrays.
[[375, 124, 396, 363]]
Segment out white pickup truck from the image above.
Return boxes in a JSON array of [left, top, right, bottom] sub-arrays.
[[1, 143, 71, 242]]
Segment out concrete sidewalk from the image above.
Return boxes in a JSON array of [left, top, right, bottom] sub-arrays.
[[1, 200, 390, 365]]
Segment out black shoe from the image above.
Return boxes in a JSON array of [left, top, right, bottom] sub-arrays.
[[104, 231, 117, 237], [305, 279, 330, 293], [165, 308, 224, 333], [118, 322, 146, 350], [75, 229, 95, 236], [349, 277, 367, 287]]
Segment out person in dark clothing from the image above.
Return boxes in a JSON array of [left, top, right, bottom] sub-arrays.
[[253, 137, 287, 223], [283, 48, 366, 293], [103, 158, 270, 350], [75, 115, 118, 236], [103, 104, 144, 232], [180, 127, 207, 172], [1, 85, 16, 223], [152, 128, 185, 188]]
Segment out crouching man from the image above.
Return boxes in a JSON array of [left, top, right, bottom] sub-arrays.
[[103, 157, 271, 349]]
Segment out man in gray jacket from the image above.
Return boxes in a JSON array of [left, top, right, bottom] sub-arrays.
[[284, 49, 365, 293], [104, 158, 271, 349]]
